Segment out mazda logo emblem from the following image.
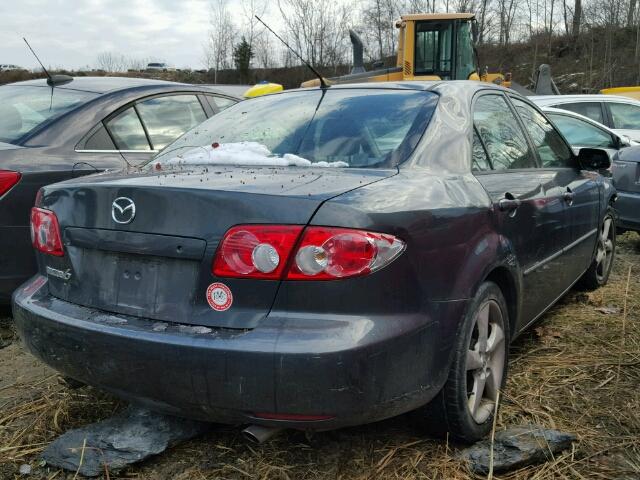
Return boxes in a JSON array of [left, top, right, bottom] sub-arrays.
[[112, 197, 136, 224]]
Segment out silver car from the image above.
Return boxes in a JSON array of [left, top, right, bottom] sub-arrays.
[[541, 107, 637, 156], [540, 106, 640, 233], [532, 94, 640, 143]]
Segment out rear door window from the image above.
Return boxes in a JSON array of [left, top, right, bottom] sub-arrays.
[[105, 108, 150, 151], [553, 102, 605, 124], [608, 102, 640, 129], [511, 98, 573, 168], [136, 95, 207, 150], [473, 94, 536, 170]]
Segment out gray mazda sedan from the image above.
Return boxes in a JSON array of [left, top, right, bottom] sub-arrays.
[[13, 81, 616, 443]]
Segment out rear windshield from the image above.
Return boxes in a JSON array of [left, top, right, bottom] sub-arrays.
[[154, 89, 438, 168], [0, 85, 98, 144]]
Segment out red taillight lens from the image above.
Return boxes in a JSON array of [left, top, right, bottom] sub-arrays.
[[0, 170, 21, 197], [213, 225, 405, 280], [213, 225, 304, 279], [30, 207, 64, 256], [287, 227, 405, 280]]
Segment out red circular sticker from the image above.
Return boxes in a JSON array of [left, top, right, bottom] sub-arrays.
[[206, 283, 233, 311]]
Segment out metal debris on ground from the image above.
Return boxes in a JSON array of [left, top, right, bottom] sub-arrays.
[[595, 306, 621, 315], [42, 406, 211, 477], [458, 425, 577, 474]]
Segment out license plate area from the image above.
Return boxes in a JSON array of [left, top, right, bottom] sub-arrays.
[[50, 248, 200, 323]]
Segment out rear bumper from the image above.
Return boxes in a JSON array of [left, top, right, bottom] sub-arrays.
[[12, 275, 467, 430], [616, 190, 640, 231]]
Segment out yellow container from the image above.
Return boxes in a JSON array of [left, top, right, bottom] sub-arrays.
[[600, 86, 640, 100], [243, 83, 284, 98]]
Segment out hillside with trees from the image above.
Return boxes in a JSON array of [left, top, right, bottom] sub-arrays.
[[2, 0, 639, 93]]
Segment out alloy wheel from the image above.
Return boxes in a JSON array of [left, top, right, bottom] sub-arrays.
[[465, 300, 506, 424], [595, 216, 614, 284]]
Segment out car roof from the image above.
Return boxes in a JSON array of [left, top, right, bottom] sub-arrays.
[[531, 94, 640, 105], [283, 80, 505, 94], [6, 76, 190, 94]]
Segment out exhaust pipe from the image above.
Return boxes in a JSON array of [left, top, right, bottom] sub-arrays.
[[349, 29, 366, 74], [242, 425, 283, 444]]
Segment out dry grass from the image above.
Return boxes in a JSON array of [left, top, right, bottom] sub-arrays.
[[0, 233, 639, 480]]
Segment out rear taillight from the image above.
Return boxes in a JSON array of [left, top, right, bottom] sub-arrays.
[[213, 225, 304, 279], [287, 227, 405, 280], [0, 170, 21, 197], [30, 207, 64, 256], [212, 225, 404, 280]]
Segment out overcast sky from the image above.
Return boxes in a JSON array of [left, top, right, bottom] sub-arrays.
[[0, 0, 262, 70]]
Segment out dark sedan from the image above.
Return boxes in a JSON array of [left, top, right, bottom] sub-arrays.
[[0, 76, 239, 303], [13, 82, 615, 443], [612, 147, 640, 232]]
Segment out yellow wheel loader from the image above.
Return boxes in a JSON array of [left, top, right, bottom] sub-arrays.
[[299, 13, 510, 88], [245, 12, 561, 97]]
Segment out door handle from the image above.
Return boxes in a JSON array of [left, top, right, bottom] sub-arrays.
[[562, 188, 574, 205], [498, 198, 521, 212]]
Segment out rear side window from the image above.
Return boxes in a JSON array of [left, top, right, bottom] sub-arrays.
[[0, 85, 98, 144], [106, 108, 150, 151], [208, 96, 237, 111], [608, 102, 640, 129], [473, 94, 536, 170], [83, 124, 116, 150], [511, 98, 573, 168], [553, 102, 604, 124], [136, 95, 207, 150], [548, 113, 616, 148]]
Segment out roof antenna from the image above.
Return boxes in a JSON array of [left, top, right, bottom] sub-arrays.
[[23, 37, 73, 87], [254, 15, 329, 89]]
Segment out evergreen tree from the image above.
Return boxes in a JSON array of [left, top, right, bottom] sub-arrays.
[[233, 36, 254, 83]]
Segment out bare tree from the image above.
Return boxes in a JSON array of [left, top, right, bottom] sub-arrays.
[[95, 52, 128, 72], [571, 0, 582, 36], [204, 0, 236, 82], [241, 0, 267, 59], [628, 0, 637, 27], [278, 0, 353, 68], [359, 0, 406, 61]]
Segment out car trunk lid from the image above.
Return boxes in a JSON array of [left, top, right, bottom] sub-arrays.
[[40, 165, 394, 328]]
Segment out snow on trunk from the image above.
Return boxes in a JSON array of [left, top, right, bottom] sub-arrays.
[[160, 142, 348, 168]]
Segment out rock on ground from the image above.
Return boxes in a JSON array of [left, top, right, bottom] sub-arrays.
[[458, 425, 577, 474], [42, 406, 211, 477]]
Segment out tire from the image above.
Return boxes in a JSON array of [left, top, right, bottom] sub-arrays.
[[578, 208, 616, 291], [414, 281, 510, 443]]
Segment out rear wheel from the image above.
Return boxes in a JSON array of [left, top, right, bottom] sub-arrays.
[[414, 281, 509, 443], [578, 209, 616, 290]]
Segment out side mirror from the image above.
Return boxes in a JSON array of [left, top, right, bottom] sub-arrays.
[[577, 148, 611, 171]]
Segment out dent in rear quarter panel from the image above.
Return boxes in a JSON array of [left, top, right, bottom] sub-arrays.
[[310, 170, 499, 301]]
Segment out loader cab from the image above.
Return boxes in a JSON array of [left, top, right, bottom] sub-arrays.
[[397, 13, 479, 81]]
